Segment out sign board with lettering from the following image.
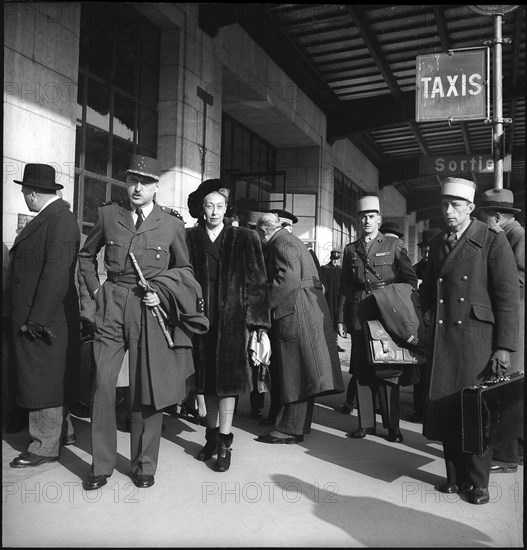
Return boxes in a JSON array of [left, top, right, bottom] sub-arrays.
[[416, 49, 488, 122], [419, 154, 512, 176]]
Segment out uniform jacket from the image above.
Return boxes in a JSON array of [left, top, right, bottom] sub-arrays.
[[337, 233, 418, 331], [78, 201, 199, 408], [420, 219, 520, 444], [264, 228, 344, 403], [186, 225, 270, 396], [9, 198, 80, 408]]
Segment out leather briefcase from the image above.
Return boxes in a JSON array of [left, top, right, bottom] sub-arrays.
[[461, 371, 524, 456], [364, 320, 427, 366]]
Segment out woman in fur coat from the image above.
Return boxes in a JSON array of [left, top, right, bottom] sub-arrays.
[[186, 179, 270, 471]]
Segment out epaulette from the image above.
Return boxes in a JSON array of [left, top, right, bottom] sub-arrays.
[[160, 205, 184, 222], [489, 225, 504, 234]]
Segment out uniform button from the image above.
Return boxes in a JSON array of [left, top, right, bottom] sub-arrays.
[[438, 299, 443, 304], [462, 275, 468, 280], [14, 277, 20, 283], [458, 297, 465, 303], [110, 241, 114, 245], [156, 254, 160, 260], [438, 278, 443, 283], [456, 320, 462, 325], [438, 320, 443, 325], [157, 246, 161, 250]]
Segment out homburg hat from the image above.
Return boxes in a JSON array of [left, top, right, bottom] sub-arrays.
[[268, 209, 298, 227], [126, 154, 161, 181], [187, 179, 230, 219], [380, 221, 403, 238], [330, 250, 341, 260], [441, 177, 476, 202], [357, 195, 380, 214], [14, 163, 63, 190], [476, 188, 521, 214]]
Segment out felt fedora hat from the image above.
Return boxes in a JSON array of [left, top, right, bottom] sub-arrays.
[[476, 188, 521, 213], [380, 221, 403, 238], [441, 177, 476, 202], [14, 163, 63, 190], [187, 179, 230, 219], [357, 195, 380, 213], [268, 209, 298, 227], [126, 154, 161, 181]]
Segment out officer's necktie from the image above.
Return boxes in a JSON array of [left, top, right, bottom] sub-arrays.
[[135, 208, 144, 230], [445, 231, 457, 252]]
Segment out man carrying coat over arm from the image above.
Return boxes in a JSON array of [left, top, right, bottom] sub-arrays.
[[255, 212, 344, 444], [8, 164, 80, 468], [78, 154, 208, 491], [420, 177, 519, 505]]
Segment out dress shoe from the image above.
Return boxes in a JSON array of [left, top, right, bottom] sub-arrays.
[[469, 486, 490, 505], [387, 429, 404, 443], [347, 427, 376, 439], [61, 434, 76, 446], [256, 432, 304, 444], [132, 473, 155, 488], [435, 481, 460, 494], [10, 451, 58, 468], [83, 474, 110, 491], [490, 462, 518, 474]]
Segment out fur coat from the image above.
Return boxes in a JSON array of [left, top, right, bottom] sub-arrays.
[[186, 225, 270, 395]]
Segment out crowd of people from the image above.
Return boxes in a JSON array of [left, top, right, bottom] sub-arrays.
[[4, 157, 523, 506]]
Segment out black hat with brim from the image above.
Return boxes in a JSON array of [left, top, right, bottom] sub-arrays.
[[14, 163, 63, 190], [187, 179, 230, 218], [268, 209, 298, 225]]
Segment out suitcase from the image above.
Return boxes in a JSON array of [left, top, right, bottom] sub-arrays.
[[461, 371, 524, 456]]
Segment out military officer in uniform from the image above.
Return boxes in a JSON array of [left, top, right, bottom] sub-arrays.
[[336, 196, 418, 442], [78, 154, 208, 491]]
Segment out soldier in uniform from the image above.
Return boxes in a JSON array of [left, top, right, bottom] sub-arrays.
[[420, 177, 519, 505], [78, 154, 208, 491], [336, 196, 418, 443]]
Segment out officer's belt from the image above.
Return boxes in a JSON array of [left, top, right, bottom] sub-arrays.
[[106, 271, 139, 286], [354, 281, 386, 293]]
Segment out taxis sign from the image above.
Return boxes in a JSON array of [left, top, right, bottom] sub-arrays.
[[416, 49, 488, 122]]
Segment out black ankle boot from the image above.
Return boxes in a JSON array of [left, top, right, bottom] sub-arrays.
[[215, 432, 233, 472], [196, 427, 219, 461]]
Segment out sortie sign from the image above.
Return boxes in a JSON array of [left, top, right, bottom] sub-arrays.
[[420, 154, 512, 175], [416, 49, 488, 122]]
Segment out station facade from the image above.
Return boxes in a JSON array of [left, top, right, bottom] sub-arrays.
[[3, 2, 420, 263]]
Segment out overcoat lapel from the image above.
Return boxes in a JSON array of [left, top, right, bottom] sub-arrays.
[[439, 219, 485, 277]]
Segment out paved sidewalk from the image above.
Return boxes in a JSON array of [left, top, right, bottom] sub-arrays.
[[2, 338, 523, 547]]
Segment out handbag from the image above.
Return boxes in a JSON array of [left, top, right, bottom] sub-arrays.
[[461, 371, 524, 456], [364, 320, 427, 366]]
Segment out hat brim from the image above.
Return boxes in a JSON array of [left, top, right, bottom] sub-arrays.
[[476, 205, 521, 214], [126, 169, 160, 181], [14, 180, 64, 190]]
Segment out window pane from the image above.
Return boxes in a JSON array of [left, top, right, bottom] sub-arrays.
[[75, 125, 82, 169], [115, 25, 138, 96], [111, 184, 128, 203], [85, 125, 108, 176], [80, 3, 113, 81], [83, 177, 107, 224], [112, 135, 133, 181], [114, 93, 135, 141], [86, 79, 110, 130], [138, 106, 157, 156]]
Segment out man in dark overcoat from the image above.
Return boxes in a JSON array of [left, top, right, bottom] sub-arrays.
[[420, 177, 519, 505], [8, 164, 80, 468], [336, 196, 418, 443], [78, 154, 208, 490], [255, 212, 344, 444], [476, 187, 524, 474]]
